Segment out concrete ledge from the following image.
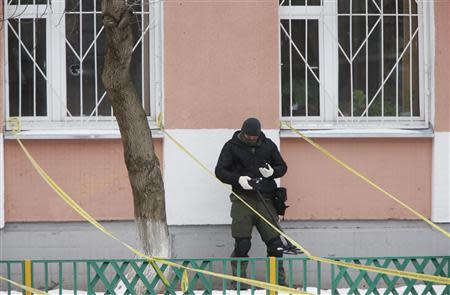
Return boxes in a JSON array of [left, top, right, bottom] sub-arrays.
[[280, 128, 435, 138], [4, 129, 164, 140], [2, 221, 448, 260], [1, 221, 448, 289]]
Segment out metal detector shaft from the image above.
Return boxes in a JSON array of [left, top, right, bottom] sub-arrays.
[[253, 186, 303, 255], [254, 189, 283, 230]]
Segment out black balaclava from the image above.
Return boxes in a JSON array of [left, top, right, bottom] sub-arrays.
[[241, 118, 261, 137]]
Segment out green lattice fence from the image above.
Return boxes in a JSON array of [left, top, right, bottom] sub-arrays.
[[330, 256, 450, 295], [1, 256, 449, 294]]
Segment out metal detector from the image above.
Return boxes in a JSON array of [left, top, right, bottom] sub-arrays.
[[249, 177, 303, 255]]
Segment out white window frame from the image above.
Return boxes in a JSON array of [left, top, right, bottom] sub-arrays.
[[4, 0, 163, 132], [279, 0, 433, 130]]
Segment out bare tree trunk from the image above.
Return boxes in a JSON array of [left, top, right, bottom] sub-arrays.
[[101, 1, 170, 292]]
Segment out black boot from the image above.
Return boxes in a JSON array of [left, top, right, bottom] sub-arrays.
[[230, 238, 252, 290], [266, 237, 288, 286]]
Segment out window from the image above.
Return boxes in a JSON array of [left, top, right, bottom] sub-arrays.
[[5, 0, 162, 130], [279, 0, 431, 129]]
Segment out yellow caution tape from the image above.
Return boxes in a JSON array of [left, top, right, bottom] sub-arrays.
[[181, 270, 189, 292], [8, 117, 21, 134], [9, 115, 449, 287], [156, 114, 450, 285], [282, 121, 450, 240], [8, 118, 312, 295], [0, 276, 49, 295]]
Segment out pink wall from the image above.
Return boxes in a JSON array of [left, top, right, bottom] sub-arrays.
[[281, 138, 432, 219], [5, 139, 163, 222], [434, 1, 450, 132], [0, 2, 3, 128], [164, 0, 279, 130]]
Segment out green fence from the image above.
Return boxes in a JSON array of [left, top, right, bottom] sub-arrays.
[[1, 256, 449, 294]]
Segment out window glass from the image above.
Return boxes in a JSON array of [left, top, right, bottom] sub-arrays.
[[337, 0, 420, 118], [279, 0, 321, 6], [8, 19, 47, 117], [8, 0, 49, 4], [65, 0, 151, 117], [281, 19, 320, 117]]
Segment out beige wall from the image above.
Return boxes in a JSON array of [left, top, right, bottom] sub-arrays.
[[434, 1, 450, 132], [5, 139, 163, 222], [281, 138, 432, 220], [164, 0, 279, 130]]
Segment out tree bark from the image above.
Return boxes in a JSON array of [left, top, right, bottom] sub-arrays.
[[101, 0, 170, 292]]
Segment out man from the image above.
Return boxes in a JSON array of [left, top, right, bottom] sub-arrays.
[[215, 117, 288, 287]]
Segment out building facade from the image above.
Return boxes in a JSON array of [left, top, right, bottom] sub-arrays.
[[1, 0, 449, 262]]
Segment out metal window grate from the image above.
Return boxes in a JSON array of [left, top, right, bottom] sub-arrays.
[[279, 0, 429, 129], [5, 0, 162, 129]]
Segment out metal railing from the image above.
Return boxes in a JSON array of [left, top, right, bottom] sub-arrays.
[[1, 256, 449, 294]]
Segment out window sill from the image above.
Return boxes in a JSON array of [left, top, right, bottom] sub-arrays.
[[280, 128, 434, 138], [4, 129, 164, 140]]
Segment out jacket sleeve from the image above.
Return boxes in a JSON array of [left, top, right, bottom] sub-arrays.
[[215, 142, 240, 185], [270, 143, 288, 179]]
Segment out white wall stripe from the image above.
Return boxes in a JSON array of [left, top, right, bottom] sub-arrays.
[[432, 132, 450, 222], [0, 134, 4, 228], [164, 129, 280, 225]]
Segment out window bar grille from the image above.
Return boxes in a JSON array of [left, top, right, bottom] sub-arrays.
[[381, 0, 385, 120], [79, 0, 83, 119], [319, 4, 324, 124], [422, 0, 428, 126], [289, 19, 293, 119], [33, 18, 36, 117], [8, 19, 48, 106], [150, 6, 154, 119], [352, 18, 379, 63], [305, 1, 309, 118], [350, 0, 354, 121], [18, 18, 22, 118], [150, 7, 155, 118], [409, 0, 413, 120], [365, 0, 369, 123], [396, 0, 399, 121], [5, 1, 158, 125], [280, 19, 345, 118], [372, 0, 381, 13], [357, 26, 419, 122], [85, 25, 108, 123], [281, 1, 423, 127], [111, 98, 114, 120], [282, 19, 349, 123], [5, 2, 9, 120], [94, 0, 99, 120], [325, 20, 350, 63], [110, 7, 114, 121], [141, 3, 145, 112], [322, 16, 353, 124]]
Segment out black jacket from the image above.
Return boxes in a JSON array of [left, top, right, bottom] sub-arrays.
[[215, 131, 287, 198]]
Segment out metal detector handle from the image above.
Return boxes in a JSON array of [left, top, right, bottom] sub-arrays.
[[248, 177, 263, 190]]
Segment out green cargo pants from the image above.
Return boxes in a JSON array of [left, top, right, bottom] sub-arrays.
[[230, 194, 279, 241], [230, 194, 286, 287]]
